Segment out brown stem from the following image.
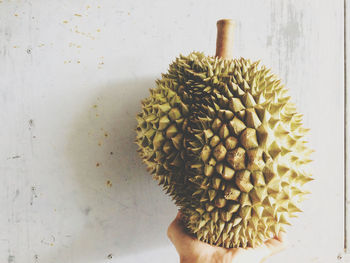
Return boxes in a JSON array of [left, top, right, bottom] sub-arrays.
[[215, 19, 235, 59]]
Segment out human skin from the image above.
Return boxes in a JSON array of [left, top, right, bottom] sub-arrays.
[[167, 212, 286, 263]]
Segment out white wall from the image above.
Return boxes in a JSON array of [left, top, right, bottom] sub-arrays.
[[0, 0, 345, 262]]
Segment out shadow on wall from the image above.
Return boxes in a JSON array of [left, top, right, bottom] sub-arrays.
[[47, 79, 177, 262]]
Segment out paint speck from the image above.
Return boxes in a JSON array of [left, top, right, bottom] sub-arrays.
[[93, 104, 98, 108], [98, 142, 102, 146], [97, 29, 101, 32], [77, 45, 81, 48], [29, 119, 34, 127], [13, 189, 20, 201], [96, 113, 99, 117], [107, 180, 112, 187], [26, 48, 32, 54], [14, 13, 18, 16], [77, 60, 80, 64], [104, 132, 108, 137], [107, 254, 113, 259], [63, 20, 68, 24], [110, 152, 113, 155], [73, 29, 96, 40], [83, 207, 91, 215], [30, 186, 38, 206], [9, 155, 21, 159], [38, 44, 45, 47], [97, 5, 101, 8], [34, 254, 39, 262], [13, 46, 19, 48], [41, 235, 56, 246], [86, 5, 90, 9], [128, 12, 130, 15], [96, 162, 100, 167], [74, 14, 82, 17]]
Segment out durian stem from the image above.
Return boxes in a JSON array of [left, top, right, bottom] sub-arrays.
[[215, 19, 235, 59]]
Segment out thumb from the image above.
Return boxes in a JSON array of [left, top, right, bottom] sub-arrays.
[[167, 212, 195, 247]]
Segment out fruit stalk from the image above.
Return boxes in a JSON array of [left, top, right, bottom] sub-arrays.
[[215, 19, 235, 59]]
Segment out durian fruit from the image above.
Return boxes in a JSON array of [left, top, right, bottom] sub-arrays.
[[136, 19, 313, 248]]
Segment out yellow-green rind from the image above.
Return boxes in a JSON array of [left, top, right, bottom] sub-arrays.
[[136, 52, 313, 248]]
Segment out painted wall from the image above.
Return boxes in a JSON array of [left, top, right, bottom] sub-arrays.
[[0, 0, 344, 262]]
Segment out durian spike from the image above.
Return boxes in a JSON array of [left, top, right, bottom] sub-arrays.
[[215, 19, 235, 59]]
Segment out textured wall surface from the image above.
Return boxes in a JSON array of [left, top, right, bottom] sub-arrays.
[[0, 0, 345, 262]]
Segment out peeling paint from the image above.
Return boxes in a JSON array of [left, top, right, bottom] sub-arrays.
[[8, 255, 15, 263]]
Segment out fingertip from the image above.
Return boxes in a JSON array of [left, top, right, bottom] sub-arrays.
[[277, 231, 287, 243], [175, 211, 182, 220]]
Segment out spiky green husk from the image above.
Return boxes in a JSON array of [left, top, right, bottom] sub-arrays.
[[136, 52, 313, 248]]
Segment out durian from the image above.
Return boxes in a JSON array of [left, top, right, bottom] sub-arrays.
[[136, 19, 313, 248]]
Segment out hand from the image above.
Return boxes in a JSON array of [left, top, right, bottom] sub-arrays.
[[167, 212, 286, 263]]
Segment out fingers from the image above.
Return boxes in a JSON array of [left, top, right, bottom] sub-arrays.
[[168, 212, 287, 263], [264, 232, 287, 256]]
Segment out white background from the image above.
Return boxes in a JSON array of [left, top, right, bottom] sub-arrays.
[[0, 0, 345, 262]]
